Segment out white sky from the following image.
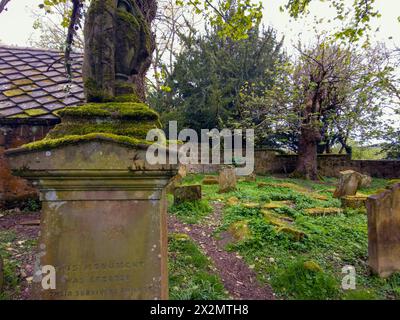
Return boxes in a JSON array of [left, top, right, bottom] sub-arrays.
[[0, 0, 399, 49]]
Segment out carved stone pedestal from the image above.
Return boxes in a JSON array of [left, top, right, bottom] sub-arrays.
[[6, 139, 177, 299]]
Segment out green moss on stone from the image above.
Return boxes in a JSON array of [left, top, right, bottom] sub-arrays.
[[23, 133, 151, 151], [55, 102, 159, 121], [84, 78, 114, 103], [47, 120, 158, 140]]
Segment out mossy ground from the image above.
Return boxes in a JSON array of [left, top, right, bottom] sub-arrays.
[[171, 174, 399, 300]]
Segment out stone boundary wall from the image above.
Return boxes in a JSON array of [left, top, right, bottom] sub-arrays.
[[187, 149, 400, 178]]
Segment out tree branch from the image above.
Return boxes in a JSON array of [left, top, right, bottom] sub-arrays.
[[0, 0, 11, 14]]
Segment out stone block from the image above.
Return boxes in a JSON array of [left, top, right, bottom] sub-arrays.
[[218, 167, 237, 193], [341, 195, 368, 210], [304, 207, 343, 216], [173, 185, 202, 205]]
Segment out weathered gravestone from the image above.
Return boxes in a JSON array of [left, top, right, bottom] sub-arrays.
[[333, 170, 364, 198], [6, 0, 178, 300], [219, 166, 237, 193], [174, 185, 202, 205], [367, 183, 400, 277], [166, 165, 188, 194]]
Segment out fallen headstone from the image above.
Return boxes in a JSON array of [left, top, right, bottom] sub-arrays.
[[333, 170, 364, 198], [218, 167, 237, 193], [262, 210, 294, 226], [243, 202, 260, 209], [276, 226, 306, 241], [202, 175, 219, 185], [174, 185, 202, 205], [367, 183, 400, 277], [341, 195, 368, 210], [305, 207, 343, 216], [226, 197, 240, 206]]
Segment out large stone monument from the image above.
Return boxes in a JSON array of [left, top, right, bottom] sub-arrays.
[[367, 183, 400, 277], [6, 0, 177, 300]]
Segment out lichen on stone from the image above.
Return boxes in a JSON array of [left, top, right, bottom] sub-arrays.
[[3, 89, 24, 97]]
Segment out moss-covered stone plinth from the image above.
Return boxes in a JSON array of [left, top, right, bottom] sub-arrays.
[[21, 102, 162, 152], [6, 139, 178, 300]]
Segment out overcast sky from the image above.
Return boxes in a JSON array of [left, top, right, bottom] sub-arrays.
[[0, 0, 399, 49]]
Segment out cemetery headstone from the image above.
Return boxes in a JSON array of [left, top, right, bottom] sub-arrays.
[[219, 166, 237, 193], [333, 170, 363, 198], [174, 185, 202, 205], [367, 183, 400, 277]]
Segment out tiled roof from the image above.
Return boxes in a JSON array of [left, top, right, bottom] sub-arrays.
[[0, 45, 84, 123]]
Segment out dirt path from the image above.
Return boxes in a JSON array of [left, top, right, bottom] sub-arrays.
[[168, 202, 275, 300]]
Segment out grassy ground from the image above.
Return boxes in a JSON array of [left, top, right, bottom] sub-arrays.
[[178, 174, 399, 300], [2, 174, 399, 300], [168, 233, 229, 300]]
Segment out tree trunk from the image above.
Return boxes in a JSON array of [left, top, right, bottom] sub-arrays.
[[293, 92, 322, 180], [83, 0, 157, 102], [294, 125, 320, 180]]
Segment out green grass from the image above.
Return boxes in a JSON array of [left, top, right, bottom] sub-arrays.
[[168, 233, 229, 300], [180, 174, 400, 300], [0, 230, 20, 300], [169, 200, 212, 224]]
